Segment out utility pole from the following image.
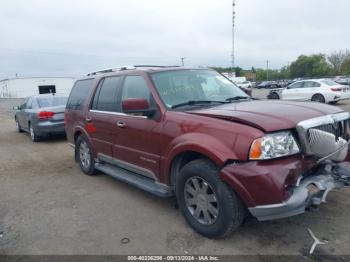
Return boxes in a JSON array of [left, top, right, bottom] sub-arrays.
[[181, 57, 186, 66], [266, 60, 269, 81], [231, 0, 236, 71]]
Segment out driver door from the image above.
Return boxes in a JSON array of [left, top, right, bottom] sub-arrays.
[[112, 75, 162, 180]]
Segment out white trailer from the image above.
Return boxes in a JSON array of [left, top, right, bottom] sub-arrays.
[[0, 77, 75, 98]]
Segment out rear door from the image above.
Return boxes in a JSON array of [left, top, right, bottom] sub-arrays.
[[301, 81, 321, 100], [86, 76, 123, 157]]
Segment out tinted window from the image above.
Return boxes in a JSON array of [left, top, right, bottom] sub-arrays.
[[37, 96, 68, 108], [66, 79, 94, 110], [288, 82, 304, 89], [122, 76, 151, 102], [94, 76, 121, 112], [321, 79, 338, 86], [304, 81, 321, 88]]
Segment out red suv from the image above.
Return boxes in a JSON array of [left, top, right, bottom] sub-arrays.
[[65, 66, 350, 238]]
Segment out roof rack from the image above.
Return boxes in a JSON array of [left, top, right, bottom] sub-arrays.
[[133, 65, 181, 68], [87, 65, 182, 76], [87, 66, 136, 76]]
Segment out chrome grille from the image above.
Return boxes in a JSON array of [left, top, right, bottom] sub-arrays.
[[296, 112, 350, 161], [309, 119, 349, 142]]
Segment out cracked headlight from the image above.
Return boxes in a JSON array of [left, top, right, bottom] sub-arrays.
[[249, 131, 300, 160]]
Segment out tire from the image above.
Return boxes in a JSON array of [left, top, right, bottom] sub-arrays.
[[15, 118, 23, 133], [76, 135, 97, 176], [29, 124, 40, 142], [329, 101, 338, 105], [269, 92, 280, 100], [311, 94, 325, 103], [176, 159, 245, 238]]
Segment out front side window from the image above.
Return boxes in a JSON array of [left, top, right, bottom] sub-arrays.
[[26, 97, 33, 109], [150, 70, 248, 108], [121, 76, 151, 102]]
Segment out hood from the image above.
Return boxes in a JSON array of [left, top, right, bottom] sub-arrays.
[[188, 100, 343, 132]]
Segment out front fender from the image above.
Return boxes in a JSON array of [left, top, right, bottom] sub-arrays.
[[161, 133, 238, 183]]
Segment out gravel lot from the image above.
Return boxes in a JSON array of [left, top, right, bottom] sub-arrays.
[[1, 92, 350, 256]]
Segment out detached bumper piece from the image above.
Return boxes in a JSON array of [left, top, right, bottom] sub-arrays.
[[249, 161, 350, 221]]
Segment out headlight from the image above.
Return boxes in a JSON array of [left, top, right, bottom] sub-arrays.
[[249, 131, 300, 160]]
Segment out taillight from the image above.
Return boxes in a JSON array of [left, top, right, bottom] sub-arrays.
[[38, 111, 55, 120], [331, 87, 342, 92]]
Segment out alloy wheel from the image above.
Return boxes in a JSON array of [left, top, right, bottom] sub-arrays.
[[184, 177, 219, 225], [79, 140, 91, 169]]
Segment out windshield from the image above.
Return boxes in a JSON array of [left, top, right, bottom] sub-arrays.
[[37, 96, 68, 108], [150, 70, 249, 108], [321, 79, 338, 86]]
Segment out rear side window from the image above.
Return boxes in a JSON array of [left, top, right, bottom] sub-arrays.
[[66, 79, 94, 110], [92, 76, 121, 112]]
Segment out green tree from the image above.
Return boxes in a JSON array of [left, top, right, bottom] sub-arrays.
[[341, 58, 350, 75], [289, 54, 333, 78]]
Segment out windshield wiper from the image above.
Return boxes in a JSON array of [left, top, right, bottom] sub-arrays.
[[171, 100, 227, 109], [225, 96, 250, 102]]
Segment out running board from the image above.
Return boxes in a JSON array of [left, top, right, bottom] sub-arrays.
[[94, 162, 173, 198]]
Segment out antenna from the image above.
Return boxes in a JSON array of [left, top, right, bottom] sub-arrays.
[[231, 0, 236, 70]]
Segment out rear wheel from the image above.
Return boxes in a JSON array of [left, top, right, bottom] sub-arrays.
[[176, 159, 245, 238], [329, 101, 338, 105], [76, 135, 97, 176], [29, 124, 40, 142], [311, 94, 325, 103]]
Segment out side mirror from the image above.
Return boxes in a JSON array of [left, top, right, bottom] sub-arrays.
[[13, 106, 20, 110], [122, 98, 156, 117]]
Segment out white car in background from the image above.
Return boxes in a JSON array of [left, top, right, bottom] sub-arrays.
[[268, 79, 350, 104], [235, 81, 252, 89]]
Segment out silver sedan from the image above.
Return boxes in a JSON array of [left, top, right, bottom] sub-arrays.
[[14, 94, 68, 142]]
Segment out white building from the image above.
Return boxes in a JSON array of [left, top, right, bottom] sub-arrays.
[[0, 77, 75, 98]]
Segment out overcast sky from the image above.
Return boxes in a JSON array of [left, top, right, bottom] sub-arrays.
[[0, 0, 349, 78]]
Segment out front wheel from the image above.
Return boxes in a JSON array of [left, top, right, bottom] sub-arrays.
[[269, 92, 280, 100], [15, 119, 23, 133], [176, 159, 245, 238], [76, 135, 97, 176]]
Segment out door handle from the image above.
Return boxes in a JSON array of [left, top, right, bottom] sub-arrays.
[[117, 121, 126, 128]]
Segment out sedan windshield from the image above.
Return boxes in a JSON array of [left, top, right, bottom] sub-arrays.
[[37, 96, 68, 108], [150, 69, 249, 108]]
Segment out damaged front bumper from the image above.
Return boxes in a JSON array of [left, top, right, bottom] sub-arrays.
[[249, 161, 350, 221]]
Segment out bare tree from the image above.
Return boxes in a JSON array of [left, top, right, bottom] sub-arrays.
[[328, 49, 350, 75]]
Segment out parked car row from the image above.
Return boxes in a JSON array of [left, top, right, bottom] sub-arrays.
[[267, 78, 350, 104], [12, 67, 350, 239]]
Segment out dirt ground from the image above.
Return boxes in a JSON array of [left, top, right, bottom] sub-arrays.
[[1, 94, 350, 256]]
